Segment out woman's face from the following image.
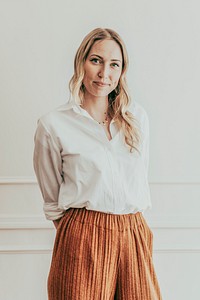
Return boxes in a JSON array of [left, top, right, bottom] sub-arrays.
[[83, 39, 123, 99]]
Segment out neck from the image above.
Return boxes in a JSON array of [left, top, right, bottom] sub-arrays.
[[81, 93, 109, 117]]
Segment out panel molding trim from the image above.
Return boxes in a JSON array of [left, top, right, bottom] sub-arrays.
[[0, 246, 200, 254], [0, 176, 200, 185], [0, 177, 37, 185], [0, 215, 53, 229], [148, 216, 200, 229], [0, 215, 200, 229]]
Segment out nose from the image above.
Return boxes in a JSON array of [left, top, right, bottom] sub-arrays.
[[98, 64, 110, 79]]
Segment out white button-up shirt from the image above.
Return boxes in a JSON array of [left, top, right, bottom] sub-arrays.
[[33, 99, 151, 220]]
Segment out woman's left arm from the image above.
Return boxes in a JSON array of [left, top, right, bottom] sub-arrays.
[[141, 110, 150, 177]]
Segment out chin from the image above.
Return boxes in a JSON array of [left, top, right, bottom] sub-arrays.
[[89, 90, 111, 98], [94, 87, 115, 97]]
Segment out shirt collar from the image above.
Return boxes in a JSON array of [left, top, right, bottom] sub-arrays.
[[57, 99, 81, 113], [59, 98, 128, 124]]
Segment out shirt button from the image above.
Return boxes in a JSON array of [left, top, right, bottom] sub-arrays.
[[107, 144, 112, 151]]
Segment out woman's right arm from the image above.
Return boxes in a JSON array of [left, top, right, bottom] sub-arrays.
[[53, 217, 63, 229], [33, 119, 65, 222]]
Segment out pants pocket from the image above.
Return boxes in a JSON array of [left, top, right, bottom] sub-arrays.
[[139, 214, 154, 256]]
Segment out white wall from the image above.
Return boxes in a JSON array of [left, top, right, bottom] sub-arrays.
[[0, 0, 200, 299]]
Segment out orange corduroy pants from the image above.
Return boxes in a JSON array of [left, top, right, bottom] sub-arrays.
[[48, 208, 162, 300]]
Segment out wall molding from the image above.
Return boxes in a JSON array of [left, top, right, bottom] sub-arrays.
[[154, 249, 200, 254], [0, 176, 200, 185], [0, 215, 200, 229], [0, 216, 53, 229], [148, 216, 200, 229], [0, 246, 200, 254], [0, 177, 37, 185], [0, 245, 52, 254]]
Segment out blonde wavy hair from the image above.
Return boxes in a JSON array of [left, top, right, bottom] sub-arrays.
[[69, 28, 140, 153]]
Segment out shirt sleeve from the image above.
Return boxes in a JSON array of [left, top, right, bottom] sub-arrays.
[[33, 119, 65, 220], [141, 110, 150, 178]]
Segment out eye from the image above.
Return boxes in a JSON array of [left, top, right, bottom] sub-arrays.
[[90, 58, 101, 64], [111, 62, 120, 68]]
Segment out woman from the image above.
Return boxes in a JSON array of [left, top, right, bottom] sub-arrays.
[[33, 28, 162, 300]]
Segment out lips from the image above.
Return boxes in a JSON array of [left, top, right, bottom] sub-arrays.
[[93, 81, 110, 87]]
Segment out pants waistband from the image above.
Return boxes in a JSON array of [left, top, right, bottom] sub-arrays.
[[63, 207, 144, 231]]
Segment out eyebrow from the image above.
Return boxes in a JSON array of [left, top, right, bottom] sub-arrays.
[[90, 54, 122, 62]]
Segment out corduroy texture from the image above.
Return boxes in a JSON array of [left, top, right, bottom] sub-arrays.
[[48, 208, 162, 300]]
